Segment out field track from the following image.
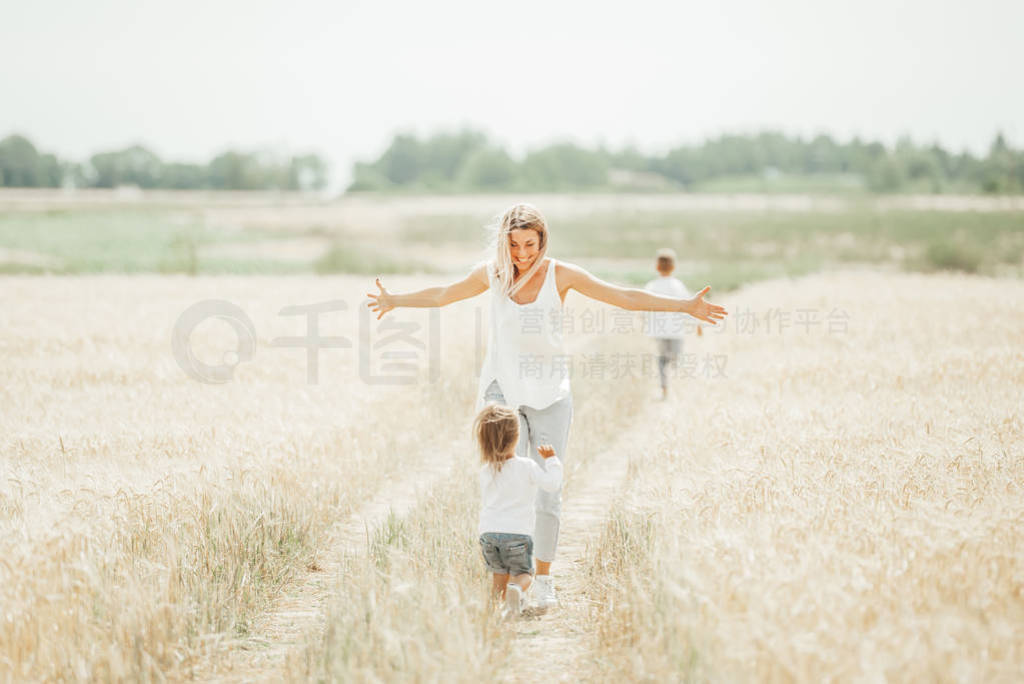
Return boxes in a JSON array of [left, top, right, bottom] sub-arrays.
[[2, 269, 1021, 681]]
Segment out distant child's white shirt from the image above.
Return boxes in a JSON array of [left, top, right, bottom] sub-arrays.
[[644, 276, 690, 340], [479, 456, 563, 536]]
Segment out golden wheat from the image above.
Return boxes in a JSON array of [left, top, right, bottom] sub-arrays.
[[579, 271, 1024, 682], [2, 270, 1021, 682]]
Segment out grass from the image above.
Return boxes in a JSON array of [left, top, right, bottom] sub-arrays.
[[0, 276, 487, 680], [399, 204, 1024, 287], [303, 463, 508, 681], [571, 272, 1024, 681], [2, 192, 1024, 679], [0, 262, 50, 274], [0, 208, 321, 275], [689, 172, 866, 194], [313, 241, 438, 275], [0, 208, 204, 273], [1, 465, 319, 679], [2, 193, 1023, 283], [298, 330, 659, 681], [2, 272, 1022, 680], [919, 239, 985, 273]]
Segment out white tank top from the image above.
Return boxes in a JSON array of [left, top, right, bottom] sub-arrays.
[[476, 257, 572, 411]]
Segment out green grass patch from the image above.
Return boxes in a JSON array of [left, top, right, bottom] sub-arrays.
[[3, 201, 1023, 281], [919, 240, 985, 273], [0, 208, 322, 275], [314, 242, 438, 275], [0, 262, 51, 275], [690, 172, 866, 194], [399, 205, 1024, 282]]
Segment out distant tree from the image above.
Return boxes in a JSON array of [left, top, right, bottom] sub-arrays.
[[806, 134, 844, 173], [605, 144, 650, 172], [980, 132, 1024, 194], [208, 151, 259, 190], [347, 161, 393, 191], [421, 130, 488, 182], [6, 128, 1024, 195], [161, 162, 209, 190], [379, 134, 423, 186], [847, 138, 887, 177], [201, 150, 327, 191], [38, 153, 63, 187], [927, 142, 954, 181], [519, 143, 608, 190], [906, 150, 946, 192], [865, 156, 906, 192], [456, 147, 517, 189], [345, 129, 502, 190], [654, 146, 705, 187], [704, 135, 760, 176], [754, 131, 802, 172], [89, 145, 163, 188], [334, 128, 1024, 195], [0, 134, 62, 187]]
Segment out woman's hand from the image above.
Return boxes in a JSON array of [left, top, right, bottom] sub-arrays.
[[537, 444, 556, 459], [366, 277, 395, 320], [686, 286, 727, 324]]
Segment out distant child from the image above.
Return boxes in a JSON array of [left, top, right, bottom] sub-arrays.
[[474, 404, 563, 616], [644, 248, 702, 400]]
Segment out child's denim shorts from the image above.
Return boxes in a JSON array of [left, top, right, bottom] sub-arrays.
[[479, 532, 534, 576]]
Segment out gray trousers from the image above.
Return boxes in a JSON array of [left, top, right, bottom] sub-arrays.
[[656, 338, 682, 389], [482, 380, 573, 563]]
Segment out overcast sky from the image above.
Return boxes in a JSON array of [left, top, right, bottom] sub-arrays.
[[2, 0, 1022, 188]]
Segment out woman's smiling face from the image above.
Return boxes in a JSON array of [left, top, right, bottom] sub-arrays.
[[509, 228, 541, 271]]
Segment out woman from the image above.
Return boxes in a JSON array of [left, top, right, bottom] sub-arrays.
[[366, 203, 727, 607]]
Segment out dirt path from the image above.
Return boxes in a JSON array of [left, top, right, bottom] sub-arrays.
[[187, 384, 673, 682], [500, 397, 677, 682], [186, 441, 457, 682]]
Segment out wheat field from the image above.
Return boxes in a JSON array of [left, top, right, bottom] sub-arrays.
[[1, 269, 1021, 682]]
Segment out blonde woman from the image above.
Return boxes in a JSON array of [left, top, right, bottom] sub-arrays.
[[367, 203, 727, 607]]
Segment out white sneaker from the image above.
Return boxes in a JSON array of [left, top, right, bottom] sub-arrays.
[[505, 583, 524, 616], [533, 575, 557, 608]]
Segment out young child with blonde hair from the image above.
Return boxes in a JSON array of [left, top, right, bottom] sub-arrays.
[[473, 403, 563, 616]]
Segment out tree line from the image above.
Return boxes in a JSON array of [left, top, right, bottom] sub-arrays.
[[3, 130, 1023, 194], [348, 130, 1024, 194], [0, 135, 328, 191]]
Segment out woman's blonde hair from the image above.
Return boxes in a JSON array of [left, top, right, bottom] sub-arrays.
[[473, 404, 520, 473], [487, 203, 549, 298]]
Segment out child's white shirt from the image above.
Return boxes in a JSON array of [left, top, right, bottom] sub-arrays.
[[479, 456, 563, 536], [644, 275, 690, 339]]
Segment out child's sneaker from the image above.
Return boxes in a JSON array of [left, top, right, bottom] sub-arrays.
[[504, 583, 524, 616], [533, 575, 557, 608]]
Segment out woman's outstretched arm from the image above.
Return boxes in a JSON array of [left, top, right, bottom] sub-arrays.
[[366, 263, 489, 319], [559, 261, 727, 324]]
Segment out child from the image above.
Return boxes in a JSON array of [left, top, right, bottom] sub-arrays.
[[474, 403, 563, 616], [644, 248, 702, 400]]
